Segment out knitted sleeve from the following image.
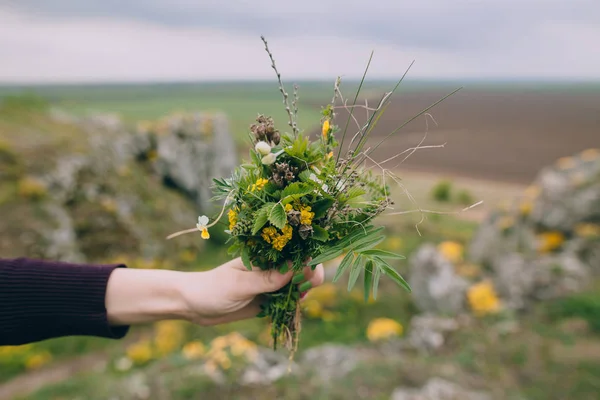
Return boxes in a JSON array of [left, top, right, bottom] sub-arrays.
[[0, 257, 130, 346]]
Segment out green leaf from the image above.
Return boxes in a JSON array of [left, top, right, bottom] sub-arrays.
[[312, 198, 335, 219], [307, 247, 344, 266], [227, 242, 241, 257], [363, 260, 373, 303], [339, 226, 383, 248], [241, 247, 252, 271], [377, 257, 411, 292], [360, 249, 406, 259], [344, 186, 367, 200], [350, 234, 386, 252], [347, 255, 365, 291], [252, 203, 275, 235], [372, 264, 382, 300], [333, 251, 354, 283], [268, 203, 287, 230], [298, 170, 313, 182], [281, 182, 313, 200], [311, 225, 330, 242]]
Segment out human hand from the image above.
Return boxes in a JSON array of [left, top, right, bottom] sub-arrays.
[[106, 258, 324, 328], [178, 257, 325, 326]]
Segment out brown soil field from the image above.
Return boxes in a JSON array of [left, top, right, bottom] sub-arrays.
[[312, 86, 600, 184]]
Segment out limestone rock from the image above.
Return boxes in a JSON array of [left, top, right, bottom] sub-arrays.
[[408, 245, 469, 315], [408, 314, 459, 353], [301, 344, 360, 382], [391, 377, 491, 400]]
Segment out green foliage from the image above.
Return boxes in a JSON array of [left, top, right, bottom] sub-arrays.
[[431, 179, 453, 202], [456, 188, 475, 205], [0, 92, 49, 114], [546, 290, 600, 333]]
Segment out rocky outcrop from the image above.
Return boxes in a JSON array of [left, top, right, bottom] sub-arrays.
[[391, 377, 491, 400]]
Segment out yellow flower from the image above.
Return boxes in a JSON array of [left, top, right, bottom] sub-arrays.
[[574, 223, 600, 238], [126, 340, 153, 365], [303, 299, 323, 318], [467, 280, 500, 316], [18, 177, 47, 200], [497, 215, 515, 231], [182, 341, 205, 360], [249, 178, 269, 192], [437, 241, 463, 264], [557, 156, 575, 170], [154, 321, 184, 355], [537, 231, 565, 253], [580, 148, 599, 162], [455, 263, 481, 278], [519, 200, 533, 216], [524, 185, 541, 199], [262, 225, 293, 251], [305, 283, 337, 307], [228, 209, 237, 230], [326, 151, 334, 160], [261, 226, 278, 243], [299, 205, 315, 225], [366, 318, 403, 342], [25, 351, 52, 370], [322, 119, 330, 138], [285, 203, 294, 212]]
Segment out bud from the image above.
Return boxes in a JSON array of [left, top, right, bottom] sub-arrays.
[[255, 141, 271, 156], [261, 153, 277, 165], [322, 119, 330, 138]]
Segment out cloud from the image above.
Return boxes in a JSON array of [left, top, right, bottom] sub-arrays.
[[1, 1, 599, 83]]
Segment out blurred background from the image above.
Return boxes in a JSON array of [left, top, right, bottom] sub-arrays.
[[1, 1, 599, 399]]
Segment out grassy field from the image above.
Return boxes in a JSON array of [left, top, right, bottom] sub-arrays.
[[1, 80, 599, 399]]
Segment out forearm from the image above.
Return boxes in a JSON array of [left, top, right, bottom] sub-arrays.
[[105, 268, 190, 326]]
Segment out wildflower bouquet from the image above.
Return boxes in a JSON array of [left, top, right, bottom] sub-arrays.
[[168, 36, 460, 352]]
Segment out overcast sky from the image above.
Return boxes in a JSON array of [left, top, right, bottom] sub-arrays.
[[1, 0, 599, 83]]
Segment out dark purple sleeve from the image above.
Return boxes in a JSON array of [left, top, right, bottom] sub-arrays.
[[0, 257, 130, 346]]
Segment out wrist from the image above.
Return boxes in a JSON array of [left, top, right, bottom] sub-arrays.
[[106, 268, 190, 326]]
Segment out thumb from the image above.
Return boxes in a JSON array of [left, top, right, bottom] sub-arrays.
[[244, 268, 294, 295]]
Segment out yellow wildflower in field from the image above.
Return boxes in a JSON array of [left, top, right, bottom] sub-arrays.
[[519, 200, 533, 216], [304, 283, 337, 307], [580, 148, 599, 162], [467, 280, 500, 316], [17, 177, 47, 200], [366, 318, 403, 342], [574, 223, 600, 238], [537, 231, 565, 253], [154, 321, 185, 356], [249, 178, 269, 192], [524, 185, 541, 199], [383, 236, 403, 251], [497, 215, 515, 231], [228, 209, 238, 230], [25, 351, 52, 370], [437, 241, 464, 264], [322, 119, 330, 138], [126, 340, 153, 365], [182, 341, 206, 360], [299, 205, 315, 225], [557, 156, 576, 170], [303, 299, 324, 319], [455, 263, 481, 278]]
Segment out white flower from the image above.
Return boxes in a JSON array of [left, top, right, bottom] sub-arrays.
[[196, 215, 210, 239], [261, 153, 277, 165], [255, 141, 271, 156]]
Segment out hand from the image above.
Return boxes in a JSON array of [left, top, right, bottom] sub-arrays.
[[179, 257, 325, 326], [106, 258, 325, 328]]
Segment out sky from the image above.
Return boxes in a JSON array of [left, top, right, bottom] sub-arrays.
[[1, 0, 599, 83]]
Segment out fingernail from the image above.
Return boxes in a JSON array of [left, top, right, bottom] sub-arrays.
[[300, 291, 308, 300]]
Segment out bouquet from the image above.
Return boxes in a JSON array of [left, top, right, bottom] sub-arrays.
[[168, 36, 461, 353]]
